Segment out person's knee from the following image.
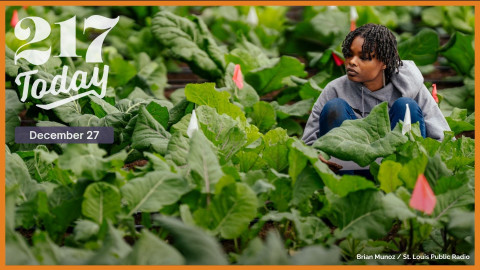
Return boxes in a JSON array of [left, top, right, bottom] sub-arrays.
[[323, 98, 350, 116], [392, 97, 420, 111]]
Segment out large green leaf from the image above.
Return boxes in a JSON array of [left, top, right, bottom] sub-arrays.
[[271, 98, 314, 120], [421, 6, 444, 27], [6, 148, 44, 203], [398, 154, 429, 189], [87, 222, 132, 265], [447, 209, 474, 240], [445, 108, 474, 135], [185, 83, 246, 123], [398, 28, 439, 65], [444, 6, 475, 34], [432, 184, 474, 224], [320, 173, 376, 198], [299, 78, 323, 100], [82, 182, 121, 224], [381, 193, 415, 221], [6, 90, 24, 143], [42, 185, 84, 241], [58, 144, 127, 181], [73, 220, 100, 242], [326, 188, 391, 240], [378, 160, 403, 193], [225, 36, 271, 74], [223, 62, 260, 108], [196, 105, 247, 161], [31, 231, 94, 265], [28, 145, 59, 183], [238, 231, 290, 265], [151, 11, 225, 80], [5, 188, 38, 265], [121, 171, 190, 215], [194, 182, 257, 239], [153, 216, 228, 265], [146, 101, 169, 129], [187, 131, 223, 193], [439, 85, 474, 115], [89, 95, 120, 118], [131, 105, 171, 155], [235, 151, 267, 172], [288, 141, 310, 184], [439, 32, 474, 76], [291, 166, 323, 205], [269, 175, 293, 212], [261, 209, 329, 245], [245, 56, 308, 95], [440, 136, 475, 171], [293, 8, 348, 48], [313, 102, 408, 167], [134, 53, 168, 99], [239, 230, 341, 265], [6, 229, 38, 265], [108, 55, 137, 87], [249, 101, 276, 132], [123, 230, 185, 265], [262, 128, 292, 171], [166, 130, 190, 166]]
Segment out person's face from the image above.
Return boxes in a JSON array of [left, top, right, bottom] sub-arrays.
[[344, 36, 386, 91]]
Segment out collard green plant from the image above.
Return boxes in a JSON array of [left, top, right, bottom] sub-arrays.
[[4, 5, 475, 266]]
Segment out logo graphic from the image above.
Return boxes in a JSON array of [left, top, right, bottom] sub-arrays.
[[13, 15, 118, 110]]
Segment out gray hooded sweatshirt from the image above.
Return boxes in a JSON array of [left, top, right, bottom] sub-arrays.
[[302, 60, 450, 146]]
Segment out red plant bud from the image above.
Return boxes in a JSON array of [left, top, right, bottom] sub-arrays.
[[350, 20, 356, 32], [11, 10, 19, 28], [432, 84, 439, 103], [332, 52, 344, 66]]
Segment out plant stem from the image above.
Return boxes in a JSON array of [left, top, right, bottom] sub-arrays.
[[284, 220, 291, 239], [234, 238, 239, 253], [408, 219, 414, 259], [442, 226, 448, 252]]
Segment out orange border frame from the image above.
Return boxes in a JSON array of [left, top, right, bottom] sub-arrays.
[[0, 1, 478, 269]]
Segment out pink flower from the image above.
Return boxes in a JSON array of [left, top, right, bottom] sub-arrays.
[[332, 52, 344, 66], [409, 174, 436, 215], [11, 10, 19, 28], [232, 64, 244, 89], [432, 84, 439, 103]]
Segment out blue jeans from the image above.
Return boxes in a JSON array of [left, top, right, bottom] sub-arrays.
[[318, 97, 426, 138]]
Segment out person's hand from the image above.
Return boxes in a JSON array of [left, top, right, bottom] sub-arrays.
[[318, 154, 343, 173]]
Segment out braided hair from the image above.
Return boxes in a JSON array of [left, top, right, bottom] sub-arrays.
[[342, 23, 402, 83]]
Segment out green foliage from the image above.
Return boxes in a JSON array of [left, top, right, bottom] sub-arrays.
[[313, 103, 408, 167], [439, 32, 475, 76], [151, 11, 225, 81], [398, 29, 439, 66], [5, 5, 474, 266]]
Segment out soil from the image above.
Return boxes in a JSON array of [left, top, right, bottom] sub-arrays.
[[257, 221, 277, 240], [16, 227, 35, 245], [456, 130, 474, 140], [123, 159, 148, 170], [220, 239, 237, 254], [423, 64, 461, 89], [164, 65, 207, 99]]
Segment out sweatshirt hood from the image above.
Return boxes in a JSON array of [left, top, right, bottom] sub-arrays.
[[390, 60, 424, 98]]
